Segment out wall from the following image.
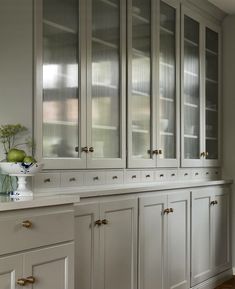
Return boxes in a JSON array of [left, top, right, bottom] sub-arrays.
[[0, 0, 33, 189], [222, 15, 235, 268], [0, 0, 33, 156]]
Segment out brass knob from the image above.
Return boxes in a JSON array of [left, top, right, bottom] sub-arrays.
[[153, 150, 159, 155], [205, 152, 209, 157], [89, 147, 94, 153], [102, 219, 108, 225], [210, 201, 216, 206], [158, 149, 163, 155], [95, 220, 102, 226], [22, 220, 32, 228], [81, 146, 89, 153], [164, 208, 170, 214], [75, 146, 79, 152], [26, 276, 36, 284], [200, 152, 205, 157], [169, 208, 174, 213], [17, 279, 27, 286]]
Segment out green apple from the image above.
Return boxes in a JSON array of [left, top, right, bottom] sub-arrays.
[[7, 149, 26, 162], [23, 156, 36, 163]]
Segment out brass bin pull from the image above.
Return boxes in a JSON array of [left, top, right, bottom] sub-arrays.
[[22, 220, 33, 228], [95, 220, 102, 226], [102, 219, 108, 225], [26, 276, 36, 284], [17, 279, 27, 286]]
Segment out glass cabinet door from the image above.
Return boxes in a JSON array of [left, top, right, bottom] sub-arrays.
[[182, 13, 202, 166], [158, 0, 179, 167], [128, 0, 155, 167], [205, 27, 220, 163], [87, 0, 126, 168], [37, 0, 86, 169]]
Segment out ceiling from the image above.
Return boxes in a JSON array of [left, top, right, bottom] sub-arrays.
[[208, 0, 235, 14]]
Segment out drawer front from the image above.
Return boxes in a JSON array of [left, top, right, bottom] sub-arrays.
[[85, 172, 106, 186], [125, 171, 141, 183], [0, 208, 74, 255], [61, 172, 84, 187], [33, 173, 60, 189], [106, 171, 124, 185], [155, 171, 167, 182], [141, 171, 154, 182], [178, 170, 192, 180], [166, 170, 178, 181]]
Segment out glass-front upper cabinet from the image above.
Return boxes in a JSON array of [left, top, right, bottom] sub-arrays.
[[181, 6, 221, 167], [157, 0, 179, 167], [86, 0, 126, 168], [35, 0, 87, 169], [128, 0, 179, 168], [205, 25, 220, 166]]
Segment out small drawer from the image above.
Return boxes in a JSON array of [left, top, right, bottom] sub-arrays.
[[211, 168, 221, 180], [106, 171, 124, 185], [85, 172, 106, 186], [192, 169, 202, 179], [166, 170, 178, 181], [155, 171, 167, 182], [0, 207, 74, 255], [178, 170, 192, 180], [125, 171, 141, 183], [141, 171, 154, 182], [61, 172, 84, 187], [202, 169, 211, 180], [33, 173, 60, 189]]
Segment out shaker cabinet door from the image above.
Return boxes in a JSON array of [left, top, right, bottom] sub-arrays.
[[167, 192, 190, 289], [24, 243, 74, 289], [139, 195, 167, 289], [0, 254, 23, 289], [99, 198, 137, 289]]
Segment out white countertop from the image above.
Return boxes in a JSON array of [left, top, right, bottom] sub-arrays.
[[0, 194, 80, 212], [34, 179, 233, 199]]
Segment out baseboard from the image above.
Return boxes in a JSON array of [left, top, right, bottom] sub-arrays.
[[191, 268, 233, 289]]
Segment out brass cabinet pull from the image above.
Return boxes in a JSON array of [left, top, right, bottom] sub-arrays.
[[75, 146, 79, 152], [95, 220, 102, 226], [210, 200, 218, 206], [26, 276, 36, 284], [17, 279, 27, 286], [214, 200, 218, 205], [153, 150, 159, 155], [184, 173, 188, 176], [112, 176, 118, 180], [89, 147, 94, 153], [200, 152, 205, 158], [93, 176, 99, 181], [102, 219, 108, 225], [22, 220, 33, 228], [205, 152, 209, 157], [132, 175, 137, 179], [146, 174, 151, 178], [44, 178, 51, 183], [160, 174, 164, 178], [164, 208, 174, 214], [81, 146, 89, 153], [69, 177, 76, 182], [158, 149, 163, 155]]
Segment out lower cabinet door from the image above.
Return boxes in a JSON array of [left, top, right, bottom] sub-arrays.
[[0, 254, 23, 288], [99, 198, 138, 289], [213, 187, 231, 274], [74, 203, 100, 289], [167, 192, 190, 289], [139, 195, 167, 289], [191, 189, 213, 286], [24, 243, 74, 289]]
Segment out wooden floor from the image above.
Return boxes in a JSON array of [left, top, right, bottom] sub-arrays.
[[215, 278, 235, 289]]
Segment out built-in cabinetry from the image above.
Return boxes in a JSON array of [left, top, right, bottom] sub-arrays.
[[0, 205, 74, 289], [74, 184, 231, 289], [181, 6, 221, 167], [191, 186, 230, 286], [35, 0, 222, 170], [74, 197, 137, 289]]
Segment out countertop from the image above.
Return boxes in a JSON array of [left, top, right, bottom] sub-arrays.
[[0, 194, 80, 212]]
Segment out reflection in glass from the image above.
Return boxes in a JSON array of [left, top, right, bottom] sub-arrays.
[[159, 1, 176, 159], [183, 16, 200, 159], [43, 0, 79, 158], [91, 0, 120, 158], [131, 0, 151, 159], [206, 28, 219, 159]]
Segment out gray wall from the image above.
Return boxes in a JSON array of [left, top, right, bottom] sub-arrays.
[[0, 0, 33, 158], [222, 15, 235, 268]]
